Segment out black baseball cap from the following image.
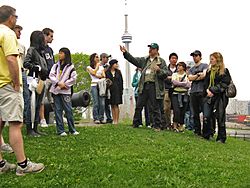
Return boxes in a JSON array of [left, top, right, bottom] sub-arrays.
[[190, 50, 202, 57]]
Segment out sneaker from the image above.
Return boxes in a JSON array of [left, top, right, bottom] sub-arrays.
[[40, 119, 48, 128], [59, 132, 67, 136], [146, 125, 152, 129], [1, 143, 14, 153], [138, 125, 143, 128], [94, 120, 100, 124], [71, 131, 79, 135], [16, 160, 45, 176], [63, 117, 67, 123], [0, 160, 16, 174]]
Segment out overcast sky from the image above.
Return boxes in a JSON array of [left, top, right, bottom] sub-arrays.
[[1, 0, 249, 100]]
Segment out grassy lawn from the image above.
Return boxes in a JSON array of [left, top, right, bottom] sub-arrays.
[[1, 123, 250, 188]]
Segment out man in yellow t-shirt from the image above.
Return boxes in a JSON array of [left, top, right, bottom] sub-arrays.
[[0, 5, 44, 176]]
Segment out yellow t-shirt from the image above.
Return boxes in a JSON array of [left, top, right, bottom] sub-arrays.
[[0, 24, 21, 88]]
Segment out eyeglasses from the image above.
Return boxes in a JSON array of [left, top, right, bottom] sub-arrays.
[[12, 14, 18, 19]]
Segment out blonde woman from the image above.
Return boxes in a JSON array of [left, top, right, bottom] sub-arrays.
[[202, 52, 231, 143]]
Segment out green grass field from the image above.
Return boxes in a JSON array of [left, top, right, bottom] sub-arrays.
[[1, 124, 250, 188]]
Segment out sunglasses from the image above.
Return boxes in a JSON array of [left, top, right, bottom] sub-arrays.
[[12, 14, 18, 19]]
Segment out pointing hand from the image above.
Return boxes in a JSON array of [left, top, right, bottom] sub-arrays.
[[120, 45, 127, 53]]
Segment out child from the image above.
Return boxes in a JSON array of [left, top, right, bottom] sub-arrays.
[[49, 47, 79, 136]]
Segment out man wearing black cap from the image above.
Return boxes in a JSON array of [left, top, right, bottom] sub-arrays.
[[120, 43, 169, 130], [188, 50, 208, 136], [100, 53, 113, 123]]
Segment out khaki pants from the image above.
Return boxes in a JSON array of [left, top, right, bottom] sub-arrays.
[[163, 90, 171, 127]]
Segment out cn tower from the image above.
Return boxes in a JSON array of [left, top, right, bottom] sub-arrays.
[[121, 0, 134, 118], [121, 0, 132, 89]]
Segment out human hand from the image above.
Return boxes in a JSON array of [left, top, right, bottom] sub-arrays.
[[206, 89, 214, 97], [58, 82, 67, 89], [13, 84, 20, 92], [154, 65, 161, 72], [32, 65, 41, 72], [120, 45, 127, 53]]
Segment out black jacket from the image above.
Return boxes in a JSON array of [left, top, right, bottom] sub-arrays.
[[24, 47, 48, 80], [204, 68, 231, 108]]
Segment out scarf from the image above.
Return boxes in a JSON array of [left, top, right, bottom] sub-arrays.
[[209, 66, 219, 87]]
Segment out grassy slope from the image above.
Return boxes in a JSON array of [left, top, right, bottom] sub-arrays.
[[1, 124, 250, 188]]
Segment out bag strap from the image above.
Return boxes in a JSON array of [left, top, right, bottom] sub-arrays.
[[180, 74, 186, 82]]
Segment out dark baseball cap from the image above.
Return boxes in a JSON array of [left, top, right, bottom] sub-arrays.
[[100, 53, 111, 59], [109, 59, 118, 67], [147, 43, 159, 50], [190, 50, 202, 57]]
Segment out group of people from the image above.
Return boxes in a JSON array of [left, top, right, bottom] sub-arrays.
[[0, 5, 79, 175], [121, 43, 231, 144], [87, 54, 123, 125], [0, 4, 232, 176], [10, 16, 78, 138]]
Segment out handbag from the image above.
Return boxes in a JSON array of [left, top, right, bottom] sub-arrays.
[[36, 79, 44, 94], [225, 80, 236, 98]]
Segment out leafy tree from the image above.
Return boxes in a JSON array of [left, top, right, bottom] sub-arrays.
[[54, 52, 91, 92]]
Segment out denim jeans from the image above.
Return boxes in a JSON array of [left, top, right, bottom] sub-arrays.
[[91, 86, 105, 121], [22, 71, 31, 125], [105, 98, 112, 122], [53, 94, 76, 134], [203, 97, 214, 138]]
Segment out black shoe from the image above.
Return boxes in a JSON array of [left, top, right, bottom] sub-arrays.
[[132, 125, 139, 128], [106, 120, 113, 124], [216, 139, 225, 144], [27, 130, 40, 137], [35, 130, 47, 136]]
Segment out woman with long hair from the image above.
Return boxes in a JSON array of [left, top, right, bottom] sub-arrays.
[[49, 47, 78, 136], [202, 52, 231, 143], [86, 53, 106, 124], [24, 30, 48, 137], [106, 59, 123, 124]]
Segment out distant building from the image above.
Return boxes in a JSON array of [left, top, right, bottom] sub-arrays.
[[226, 99, 250, 115]]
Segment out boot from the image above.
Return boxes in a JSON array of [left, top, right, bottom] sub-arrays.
[[27, 124, 40, 137], [33, 122, 47, 136]]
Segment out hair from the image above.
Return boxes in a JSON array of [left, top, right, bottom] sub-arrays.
[[42, 28, 54, 36], [177, 61, 187, 71], [30, 30, 46, 52], [59, 47, 71, 65], [14, 24, 22, 30], [169, 52, 178, 60], [210, 52, 225, 75], [0, 5, 16, 23], [89, 53, 98, 69]]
